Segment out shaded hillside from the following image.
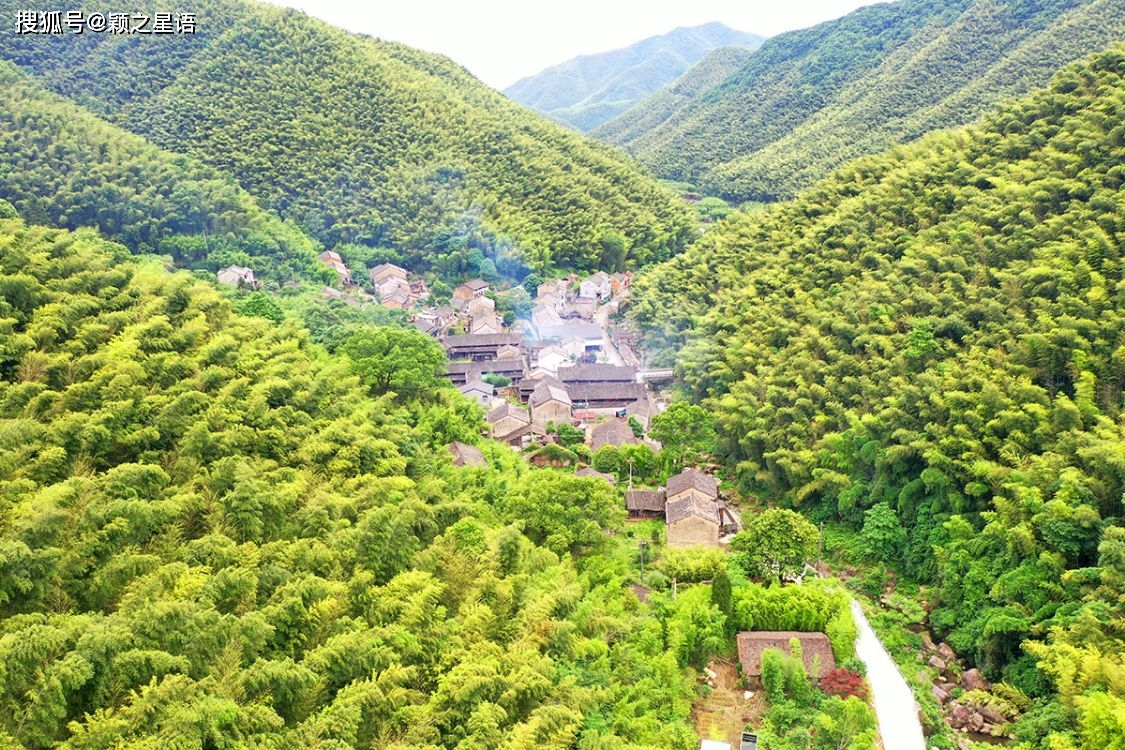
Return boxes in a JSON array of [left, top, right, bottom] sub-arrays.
[[0, 217, 703, 748], [504, 22, 763, 132], [629, 48, 1125, 748], [0, 62, 323, 281], [0, 0, 695, 274], [599, 0, 1124, 202]]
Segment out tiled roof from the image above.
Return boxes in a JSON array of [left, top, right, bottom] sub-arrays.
[[626, 489, 666, 512], [558, 364, 637, 383], [665, 495, 722, 525], [666, 468, 719, 499], [736, 631, 836, 678]]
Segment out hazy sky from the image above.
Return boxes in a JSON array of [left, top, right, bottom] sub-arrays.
[[264, 0, 889, 90]]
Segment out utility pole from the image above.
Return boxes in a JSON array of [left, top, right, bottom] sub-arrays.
[[818, 521, 824, 569]]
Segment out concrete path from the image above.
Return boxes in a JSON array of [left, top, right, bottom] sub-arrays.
[[851, 599, 928, 750]]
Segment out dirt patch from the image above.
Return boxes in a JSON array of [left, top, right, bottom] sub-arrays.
[[692, 659, 766, 746]]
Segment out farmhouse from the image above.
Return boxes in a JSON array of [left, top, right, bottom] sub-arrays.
[[736, 631, 836, 680]]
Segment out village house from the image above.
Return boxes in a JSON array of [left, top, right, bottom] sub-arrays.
[[610, 272, 632, 296], [625, 489, 666, 519], [736, 631, 836, 680], [443, 333, 522, 362], [465, 295, 495, 318], [590, 418, 641, 451], [444, 359, 526, 387], [566, 381, 647, 411], [452, 279, 490, 307], [470, 315, 503, 335], [666, 467, 720, 505], [665, 496, 726, 547], [533, 344, 571, 375], [217, 265, 256, 287], [448, 441, 487, 468], [488, 402, 530, 437], [458, 378, 494, 408], [370, 263, 407, 287], [579, 271, 611, 301], [536, 321, 605, 352], [382, 289, 411, 310], [318, 250, 351, 285], [529, 378, 572, 428], [625, 396, 656, 431], [496, 343, 522, 360]]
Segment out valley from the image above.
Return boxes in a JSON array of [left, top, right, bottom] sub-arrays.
[[0, 2, 1123, 749]]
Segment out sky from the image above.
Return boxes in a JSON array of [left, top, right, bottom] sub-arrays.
[[264, 0, 889, 90]]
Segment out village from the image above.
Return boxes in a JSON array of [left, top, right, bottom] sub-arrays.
[[218, 253, 920, 750]]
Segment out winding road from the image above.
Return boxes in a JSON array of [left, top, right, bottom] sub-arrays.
[[851, 599, 928, 750]]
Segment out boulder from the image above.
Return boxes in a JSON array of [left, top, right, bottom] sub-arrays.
[[932, 684, 951, 704], [921, 631, 937, 652], [948, 703, 974, 729], [968, 712, 985, 733], [928, 655, 947, 671], [979, 703, 1007, 725], [938, 642, 957, 661], [961, 668, 989, 692]]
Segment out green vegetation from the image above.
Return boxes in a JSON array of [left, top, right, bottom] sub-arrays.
[[0, 62, 324, 281], [759, 646, 876, 750], [597, 0, 1124, 203], [629, 49, 1125, 748], [0, 218, 704, 749], [0, 0, 694, 275]]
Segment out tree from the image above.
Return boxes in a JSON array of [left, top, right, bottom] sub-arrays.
[[342, 326, 448, 398], [238, 292, 284, 323], [648, 402, 716, 471], [731, 509, 819, 583], [860, 503, 906, 560]]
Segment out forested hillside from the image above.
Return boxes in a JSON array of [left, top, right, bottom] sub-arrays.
[[0, 217, 712, 748], [596, 0, 1125, 203], [0, 0, 694, 274], [0, 62, 325, 282], [504, 23, 763, 132], [630, 49, 1125, 749], [590, 46, 756, 148]]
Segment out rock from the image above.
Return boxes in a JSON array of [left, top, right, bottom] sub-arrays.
[[968, 713, 985, 733], [948, 704, 974, 729], [743, 691, 754, 700], [938, 642, 957, 661], [704, 668, 718, 680], [940, 682, 958, 695], [921, 631, 937, 652], [961, 668, 989, 692], [928, 655, 947, 671], [932, 684, 951, 704], [979, 704, 1006, 725]]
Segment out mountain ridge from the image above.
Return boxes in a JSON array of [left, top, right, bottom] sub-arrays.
[[504, 22, 764, 132], [596, 0, 1124, 201]]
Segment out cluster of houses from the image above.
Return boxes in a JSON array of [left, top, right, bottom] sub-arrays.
[[370, 263, 429, 309], [453, 359, 651, 446], [624, 468, 739, 547]]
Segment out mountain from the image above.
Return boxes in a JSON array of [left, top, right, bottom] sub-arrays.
[[0, 62, 325, 282], [504, 22, 764, 132], [0, 0, 695, 276], [595, 0, 1125, 202], [591, 46, 756, 147], [628, 47, 1125, 747]]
